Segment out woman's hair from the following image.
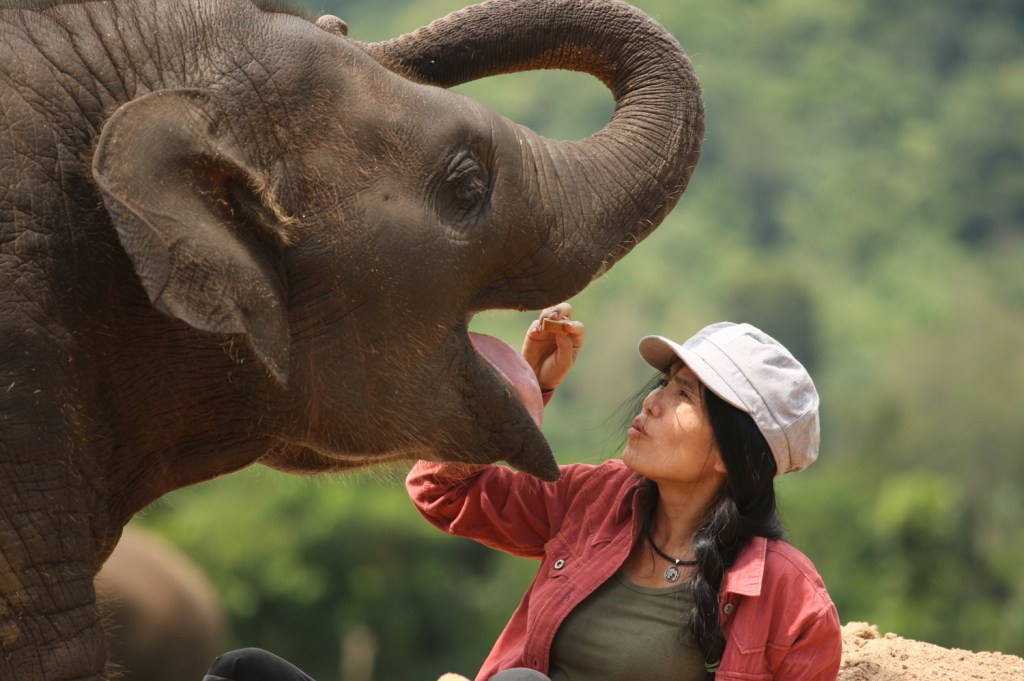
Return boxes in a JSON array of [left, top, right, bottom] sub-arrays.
[[632, 375, 785, 678]]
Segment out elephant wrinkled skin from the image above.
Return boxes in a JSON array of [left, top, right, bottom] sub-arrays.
[[0, 0, 703, 678]]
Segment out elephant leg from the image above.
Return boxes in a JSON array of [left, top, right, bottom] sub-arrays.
[[0, 484, 107, 680], [0, 401, 111, 675]]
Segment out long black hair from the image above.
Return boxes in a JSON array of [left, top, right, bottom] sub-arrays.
[[631, 376, 786, 677]]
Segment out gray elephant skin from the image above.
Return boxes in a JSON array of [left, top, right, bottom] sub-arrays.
[[0, 0, 703, 678], [94, 525, 228, 681]]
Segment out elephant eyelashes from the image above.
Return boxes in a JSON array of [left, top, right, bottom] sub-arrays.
[[445, 151, 489, 211]]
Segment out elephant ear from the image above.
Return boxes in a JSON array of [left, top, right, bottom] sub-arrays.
[[92, 89, 293, 383]]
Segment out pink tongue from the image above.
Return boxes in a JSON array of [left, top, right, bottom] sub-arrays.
[[469, 332, 544, 427]]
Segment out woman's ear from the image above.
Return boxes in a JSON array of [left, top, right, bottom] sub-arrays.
[[712, 451, 728, 475]]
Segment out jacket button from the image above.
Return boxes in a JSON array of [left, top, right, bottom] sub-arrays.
[[723, 603, 734, 615], [553, 559, 565, 569]]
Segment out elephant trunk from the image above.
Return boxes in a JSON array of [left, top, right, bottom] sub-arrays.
[[360, 0, 704, 305]]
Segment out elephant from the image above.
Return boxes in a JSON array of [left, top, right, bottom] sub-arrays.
[[0, 0, 704, 678], [94, 525, 228, 681]]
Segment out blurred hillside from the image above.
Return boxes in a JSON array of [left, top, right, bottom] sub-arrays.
[[138, 1, 1024, 680]]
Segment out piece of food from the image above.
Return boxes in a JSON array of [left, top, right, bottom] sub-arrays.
[[541, 318, 573, 334]]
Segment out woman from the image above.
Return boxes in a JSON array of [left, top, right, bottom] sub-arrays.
[[202, 305, 841, 681], [406, 304, 841, 681]]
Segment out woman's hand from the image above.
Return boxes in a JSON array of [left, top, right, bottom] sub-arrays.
[[522, 303, 585, 392]]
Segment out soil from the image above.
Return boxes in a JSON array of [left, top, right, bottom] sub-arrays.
[[840, 622, 1024, 681]]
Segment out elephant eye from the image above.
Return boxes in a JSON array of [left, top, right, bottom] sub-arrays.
[[445, 151, 489, 211]]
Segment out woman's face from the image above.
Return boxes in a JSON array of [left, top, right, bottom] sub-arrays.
[[622, 360, 726, 486]]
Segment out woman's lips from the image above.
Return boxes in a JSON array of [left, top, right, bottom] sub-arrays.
[[628, 416, 646, 438]]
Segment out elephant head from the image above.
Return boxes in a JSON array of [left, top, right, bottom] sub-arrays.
[[0, 0, 701, 678], [90, 0, 703, 487]]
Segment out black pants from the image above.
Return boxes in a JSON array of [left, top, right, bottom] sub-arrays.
[[202, 648, 550, 681], [203, 648, 315, 681]]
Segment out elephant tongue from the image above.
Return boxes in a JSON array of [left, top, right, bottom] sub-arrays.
[[468, 332, 544, 428], [462, 332, 558, 480]]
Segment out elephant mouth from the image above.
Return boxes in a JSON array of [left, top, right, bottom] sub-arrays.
[[466, 332, 559, 480]]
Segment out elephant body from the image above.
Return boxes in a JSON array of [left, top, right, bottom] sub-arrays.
[[0, 0, 703, 677], [95, 526, 227, 681]]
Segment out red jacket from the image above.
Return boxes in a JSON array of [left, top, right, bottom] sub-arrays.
[[406, 458, 841, 681]]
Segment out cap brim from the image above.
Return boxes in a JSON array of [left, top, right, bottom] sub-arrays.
[[638, 335, 749, 414], [638, 335, 681, 373]]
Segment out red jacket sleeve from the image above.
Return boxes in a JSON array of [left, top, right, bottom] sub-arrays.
[[406, 459, 585, 559]]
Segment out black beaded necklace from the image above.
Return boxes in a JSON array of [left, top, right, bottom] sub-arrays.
[[644, 523, 697, 583]]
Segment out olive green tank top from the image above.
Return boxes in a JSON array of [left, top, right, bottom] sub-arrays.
[[547, 571, 704, 681]]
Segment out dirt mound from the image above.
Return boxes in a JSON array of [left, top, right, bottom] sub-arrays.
[[840, 622, 1024, 681]]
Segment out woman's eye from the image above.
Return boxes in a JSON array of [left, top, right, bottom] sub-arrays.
[[659, 376, 690, 400]]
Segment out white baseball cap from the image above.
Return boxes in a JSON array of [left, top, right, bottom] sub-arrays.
[[638, 322, 819, 475]]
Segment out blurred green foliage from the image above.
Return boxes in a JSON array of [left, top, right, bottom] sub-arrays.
[[136, 0, 1024, 679], [143, 467, 534, 680]]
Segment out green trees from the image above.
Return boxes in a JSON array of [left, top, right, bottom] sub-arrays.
[[137, 1, 1024, 678]]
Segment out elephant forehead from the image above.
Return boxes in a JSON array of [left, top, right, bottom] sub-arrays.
[[469, 332, 543, 427]]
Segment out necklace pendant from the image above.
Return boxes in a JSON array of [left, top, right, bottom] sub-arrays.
[[664, 565, 681, 582]]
